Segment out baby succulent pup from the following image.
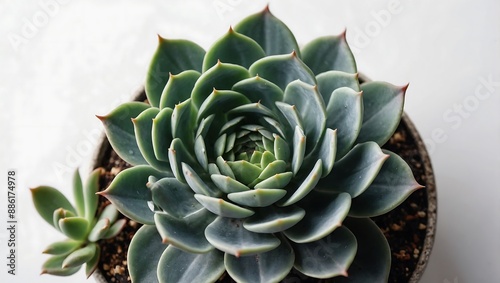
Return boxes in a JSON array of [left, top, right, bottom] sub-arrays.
[[31, 168, 125, 277]]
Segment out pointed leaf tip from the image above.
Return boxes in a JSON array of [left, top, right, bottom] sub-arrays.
[[402, 83, 410, 93]]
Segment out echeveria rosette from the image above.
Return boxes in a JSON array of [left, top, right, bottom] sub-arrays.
[[31, 168, 126, 277], [99, 7, 423, 283]]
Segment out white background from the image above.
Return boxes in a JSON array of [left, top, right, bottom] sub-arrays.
[[1, 0, 499, 282]]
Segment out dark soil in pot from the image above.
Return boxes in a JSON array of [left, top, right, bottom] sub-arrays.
[[92, 92, 436, 283]]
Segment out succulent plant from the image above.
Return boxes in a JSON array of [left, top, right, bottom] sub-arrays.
[[31, 168, 126, 277], [98, 7, 422, 283]]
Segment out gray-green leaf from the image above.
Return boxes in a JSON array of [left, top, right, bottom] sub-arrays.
[[205, 217, 280, 257], [325, 87, 363, 160], [225, 238, 294, 283], [284, 191, 350, 243], [334, 218, 391, 283], [31, 186, 76, 229], [128, 225, 166, 283], [146, 38, 205, 107], [154, 209, 216, 253], [349, 150, 423, 217], [316, 142, 388, 198], [203, 28, 266, 71], [234, 7, 300, 56], [100, 165, 169, 225], [249, 53, 315, 91], [292, 226, 357, 279], [97, 102, 150, 165], [355, 81, 407, 146], [158, 246, 224, 283], [301, 34, 357, 75]]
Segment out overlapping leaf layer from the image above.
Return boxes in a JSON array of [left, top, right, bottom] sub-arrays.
[[100, 7, 422, 283]]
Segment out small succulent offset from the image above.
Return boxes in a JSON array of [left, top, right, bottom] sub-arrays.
[[99, 7, 422, 283], [31, 168, 126, 277]]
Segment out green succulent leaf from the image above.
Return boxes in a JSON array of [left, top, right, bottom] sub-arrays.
[[227, 160, 262, 185], [335, 218, 391, 283], [85, 244, 100, 278], [196, 114, 215, 139], [146, 38, 205, 107], [159, 70, 200, 109], [283, 80, 326, 153], [59, 217, 89, 241], [228, 188, 287, 207], [302, 34, 357, 75], [292, 226, 357, 279], [97, 203, 119, 224], [216, 156, 235, 179], [100, 165, 169, 225], [249, 150, 263, 164], [52, 208, 70, 231], [275, 102, 303, 142], [349, 150, 424, 217], [273, 135, 290, 162], [154, 209, 216, 253], [284, 191, 351, 243], [317, 142, 388, 198], [225, 238, 294, 283], [232, 76, 284, 111], [325, 87, 363, 160], [243, 205, 305, 233], [132, 108, 170, 172], [98, 102, 150, 165], [356, 81, 407, 146], [214, 133, 227, 157], [249, 53, 315, 90], [258, 160, 287, 180], [227, 103, 275, 121], [158, 246, 225, 283], [72, 169, 85, 217], [203, 28, 266, 71], [316, 71, 360, 105], [235, 7, 300, 56], [87, 218, 110, 242], [171, 98, 197, 149], [194, 135, 209, 170], [316, 128, 337, 177], [62, 243, 97, 268], [254, 172, 293, 190], [151, 176, 203, 218], [43, 240, 81, 255], [152, 107, 173, 162], [41, 254, 81, 276], [192, 62, 250, 110], [128, 225, 166, 283], [280, 159, 323, 206], [31, 186, 76, 229], [194, 194, 254, 218], [182, 163, 220, 197], [205, 217, 280, 257], [84, 168, 101, 223], [102, 219, 127, 239], [168, 138, 201, 183], [197, 89, 251, 123], [219, 116, 245, 135], [291, 126, 306, 176], [262, 136, 274, 153], [210, 175, 249, 195]]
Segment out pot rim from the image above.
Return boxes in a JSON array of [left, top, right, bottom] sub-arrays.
[[403, 113, 437, 283]]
